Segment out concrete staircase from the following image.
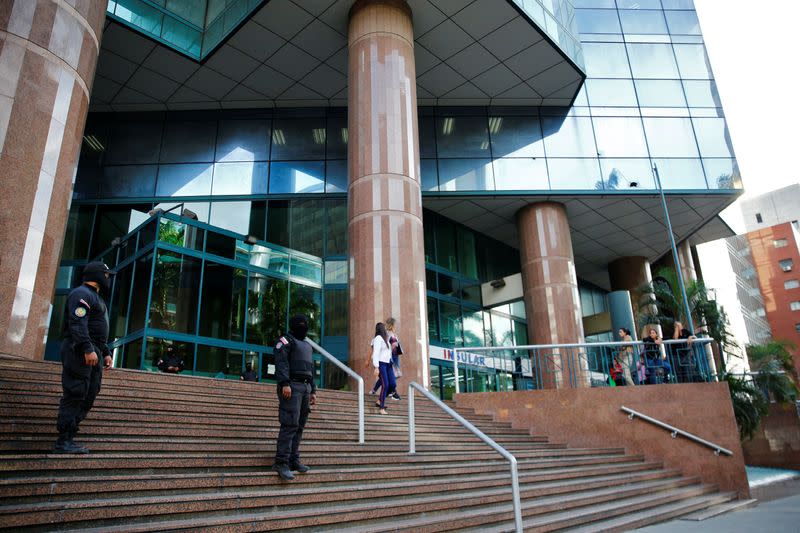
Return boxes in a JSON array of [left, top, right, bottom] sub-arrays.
[[0, 356, 737, 531]]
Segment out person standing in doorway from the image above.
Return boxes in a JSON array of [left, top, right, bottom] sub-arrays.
[[54, 262, 115, 454], [371, 322, 395, 415], [272, 315, 317, 481]]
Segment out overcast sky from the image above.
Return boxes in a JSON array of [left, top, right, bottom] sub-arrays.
[[694, 1, 800, 228]]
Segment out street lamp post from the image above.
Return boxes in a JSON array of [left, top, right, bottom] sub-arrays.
[[652, 163, 696, 334]]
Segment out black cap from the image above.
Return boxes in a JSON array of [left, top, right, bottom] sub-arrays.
[[82, 262, 116, 278]]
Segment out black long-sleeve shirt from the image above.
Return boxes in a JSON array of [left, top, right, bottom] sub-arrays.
[[62, 284, 109, 356]]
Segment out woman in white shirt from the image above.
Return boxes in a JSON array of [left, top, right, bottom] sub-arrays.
[[371, 322, 395, 415]]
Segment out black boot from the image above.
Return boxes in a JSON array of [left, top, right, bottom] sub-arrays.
[[271, 462, 295, 481], [53, 434, 89, 454], [69, 428, 89, 452], [290, 461, 310, 473]]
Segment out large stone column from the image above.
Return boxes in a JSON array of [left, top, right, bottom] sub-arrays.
[[608, 255, 654, 339], [517, 202, 587, 388], [0, 0, 107, 359], [347, 0, 429, 387]]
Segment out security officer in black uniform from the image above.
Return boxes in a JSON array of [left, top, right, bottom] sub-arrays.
[[272, 314, 317, 480], [53, 262, 115, 454]]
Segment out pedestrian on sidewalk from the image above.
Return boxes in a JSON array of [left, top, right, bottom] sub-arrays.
[[369, 317, 402, 400], [272, 314, 317, 481], [53, 262, 116, 454], [371, 322, 395, 415]]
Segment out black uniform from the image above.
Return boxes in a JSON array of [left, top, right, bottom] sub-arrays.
[[56, 284, 110, 443], [273, 330, 315, 469]]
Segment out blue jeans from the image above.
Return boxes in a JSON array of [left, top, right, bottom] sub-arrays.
[[372, 354, 400, 392], [378, 362, 397, 409]]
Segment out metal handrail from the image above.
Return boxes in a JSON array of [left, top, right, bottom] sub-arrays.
[[621, 406, 733, 456], [452, 339, 714, 393], [306, 339, 364, 445], [407, 382, 523, 533]]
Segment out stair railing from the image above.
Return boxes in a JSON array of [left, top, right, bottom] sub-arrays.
[[407, 382, 522, 533], [621, 406, 733, 456], [306, 339, 364, 444]]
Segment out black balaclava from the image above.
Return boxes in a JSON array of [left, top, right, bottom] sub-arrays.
[[82, 262, 115, 292], [289, 314, 309, 340]]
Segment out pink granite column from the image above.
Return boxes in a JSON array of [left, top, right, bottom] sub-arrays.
[[517, 202, 587, 388], [348, 0, 429, 387], [609, 255, 655, 338], [0, 0, 107, 358]]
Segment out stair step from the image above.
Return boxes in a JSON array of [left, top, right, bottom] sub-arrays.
[[0, 461, 668, 503], [679, 497, 757, 521], [0, 357, 728, 532]]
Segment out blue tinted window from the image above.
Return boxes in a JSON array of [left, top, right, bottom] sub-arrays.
[[617, 0, 662, 8], [156, 164, 213, 196], [489, 116, 544, 158], [421, 159, 439, 191], [438, 159, 494, 191], [661, 0, 694, 9], [542, 116, 597, 157], [673, 44, 712, 79], [209, 201, 261, 235], [436, 116, 490, 158], [572, 0, 615, 7], [325, 160, 347, 193], [593, 117, 649, 157], [692, 118, 735, 158], [548, 159, 602, 190], [269, 161, 325, 193], [216, 119, 270, 162], [683, 80, 721, 107], [106, 121, 162, 164], [643, 117, 699, 157], [653, 158, 707, 189], [600, 159, 655, 189], [326, 115, 348, 160], [270, 117, 326, 160], [493, 158, 549, 190], [100, 166, 157, 197], [160, 121, 217, 163], [211, 162, 268, 195], [627, 43, 679, 78], [665, 10, 701, 34], [619, 10, 668, 34], [635, 79, 686, 107], [575, 9, 621, 33], [702, 158, 742, 189], [419, 115, 437, 159], [582, 43, 631, 78], [586, 79, 638, 107]]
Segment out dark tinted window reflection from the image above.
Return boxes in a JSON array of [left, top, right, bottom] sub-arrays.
[[246, 275, 288, 346], [106, 121, 162, 164], [198, 262, 246, 341], [267, 199, 290, 248], [325, 160, 347, 193], [156, 164, 213, 196], [326, 114, 348, 159], [149, 251, 201, 334], [290, 198, 325, 257], [100, 166, 157, 198], [160, 121, 216, 163], [216, 119, 270, 162], [489, 115, 544, 158], [289, 283, 322, 341], [269, 161, 325, 194], [435, 115, 490, 158], [270, 117, 326, 160]]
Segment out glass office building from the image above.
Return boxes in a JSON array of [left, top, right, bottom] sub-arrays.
[[2, 0, 740, 397]]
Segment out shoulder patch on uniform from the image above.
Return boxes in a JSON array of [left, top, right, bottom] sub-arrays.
[[74, 307, 87, 318], [79, 298, 91, 309]]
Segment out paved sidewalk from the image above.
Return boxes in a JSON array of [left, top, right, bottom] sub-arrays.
[[639, 493, 800, 532]]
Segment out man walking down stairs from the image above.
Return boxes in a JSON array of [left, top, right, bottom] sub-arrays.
[[0, 355, 741, 531]]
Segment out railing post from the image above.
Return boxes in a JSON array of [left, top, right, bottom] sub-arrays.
[[453, 349, 459, 394], [357, 375, 364, 444], [509, 456, 523, 533], [408, 383, 416, 454]]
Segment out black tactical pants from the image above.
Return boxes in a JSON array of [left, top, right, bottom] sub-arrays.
[[275, 381, 311, 466], [56, 344, 102, 438]]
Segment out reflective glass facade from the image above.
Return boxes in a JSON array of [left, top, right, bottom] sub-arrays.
[[107, 0, 265, 59]]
